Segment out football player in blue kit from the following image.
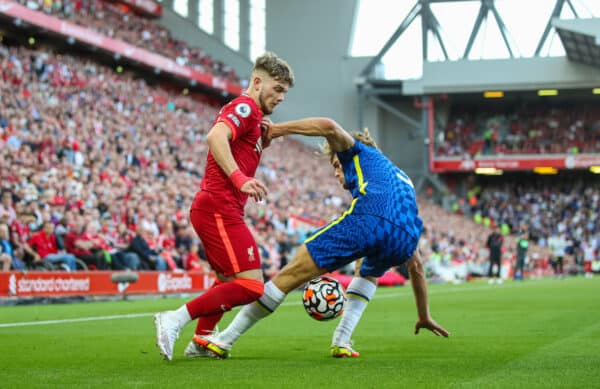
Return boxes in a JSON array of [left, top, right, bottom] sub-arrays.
[[193, 117, 450, 358]]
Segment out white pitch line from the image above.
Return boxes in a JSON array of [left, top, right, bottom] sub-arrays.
[[0, 282, 524, 328], [0, 312, 151, 328]]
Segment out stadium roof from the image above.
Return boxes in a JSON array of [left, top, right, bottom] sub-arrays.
[[402, 56, 600, 95], [554, 18, 600, 68], [355, 0, 600, 81], [356, 1, 600, 95]]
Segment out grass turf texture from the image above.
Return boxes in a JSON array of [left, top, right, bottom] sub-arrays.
[[1, 277, 599, 388]]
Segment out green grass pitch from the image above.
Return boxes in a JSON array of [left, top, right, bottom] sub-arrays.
[[1, 277, 599, 388]]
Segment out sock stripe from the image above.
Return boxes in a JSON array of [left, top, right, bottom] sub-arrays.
[[347, 290, 370, 303], [254, 298, 274, 314]]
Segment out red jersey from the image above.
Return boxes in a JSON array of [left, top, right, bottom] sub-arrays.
[[28, 231, 58, 258], [10, 220, 29, 243], [198, 95, 263, 214], [64, 232, 90, 257]]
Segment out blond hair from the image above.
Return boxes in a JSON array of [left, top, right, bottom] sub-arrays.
[[321, 128, 378, 161], [253, 52, 295, 87]]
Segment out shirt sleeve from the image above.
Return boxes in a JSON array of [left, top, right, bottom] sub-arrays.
[[214, 99, 257, 141], [27, 234, 35, 247]]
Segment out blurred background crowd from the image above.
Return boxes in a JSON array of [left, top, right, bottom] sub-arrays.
[[1, 0, 599, 283], [17, 0, 241, 84], [436, 103, 600, 157]]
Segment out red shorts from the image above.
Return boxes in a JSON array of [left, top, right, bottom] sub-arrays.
[[190, 192, 260, 277]]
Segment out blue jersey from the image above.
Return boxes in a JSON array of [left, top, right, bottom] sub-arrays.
[[337, 140, 422, 239], [305, 140, 423, 277]]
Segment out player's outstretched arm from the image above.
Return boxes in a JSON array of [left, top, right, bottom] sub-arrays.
[[206, 122, 267, 201], [269, 117, 355, 153], [407, 251, 450, 338]]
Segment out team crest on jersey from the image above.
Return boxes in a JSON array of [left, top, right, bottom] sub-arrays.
[[235, 103, 251, 118]]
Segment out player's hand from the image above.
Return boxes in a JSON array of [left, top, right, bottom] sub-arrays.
[[415, 317, 450, 337], [260, 118, 273, 149], [240, 178, 268, 202]]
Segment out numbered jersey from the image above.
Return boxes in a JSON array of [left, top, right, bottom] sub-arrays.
[[336, 140, 423, 239], [199, 95, 264, 214]]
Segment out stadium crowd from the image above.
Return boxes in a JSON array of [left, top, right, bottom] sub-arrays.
[[1, 37, 596, 280], [0, 42, 348, 273], [436, 103, 600, 157], [418, 197, 552, 282], [463, 175, 600, 277], [17, 0, 241, 84]]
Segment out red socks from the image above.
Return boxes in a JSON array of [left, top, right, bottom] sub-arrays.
[[186, 278, 264, 321], [195, 313, 224, 336], [194, 280, 223, 335]]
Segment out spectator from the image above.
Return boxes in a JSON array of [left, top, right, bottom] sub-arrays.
[[106, 223, 141, 271], [157, 220, 182, 270], [0, 191, 17, 224], [0, 223, 17, 270], [7, 209, 39, 267], [182, 242, 209, 272], [582, 234, 596, 278], [486, 226, 504, 284], [27, 221, 77, 270], [514, 229, 529, 280], [0, 222, 27, 270], [64, 219, 110, 270], [128, 225, 167, 271], [548, 233, 567, 278]]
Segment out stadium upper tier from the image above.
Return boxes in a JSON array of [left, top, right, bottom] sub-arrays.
[[6, 0, 241, 90], [437, 102, 600, 157]]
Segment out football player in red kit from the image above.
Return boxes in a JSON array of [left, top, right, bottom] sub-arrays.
[[154, 52, 294, 361]]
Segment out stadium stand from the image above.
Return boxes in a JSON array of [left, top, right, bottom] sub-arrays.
[[2, 1, 592, 282], [425, 167, 600, 278], [437, 102, 600, 157], [15, 0, 240, 84], [419, 197, 553, 281], [0, 38, 536, 278], [0, 40, 351, 272]]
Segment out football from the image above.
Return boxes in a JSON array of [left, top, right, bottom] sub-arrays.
[[302, 276, 346, 321]]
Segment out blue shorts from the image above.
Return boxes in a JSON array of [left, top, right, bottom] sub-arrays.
[[305, 213, 420, 278]]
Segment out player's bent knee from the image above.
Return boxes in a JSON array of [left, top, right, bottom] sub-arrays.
[[274, 250, 324, 293], [232, 268, 264, 282], [232, 278, 264, 299], [294, 247, 324, 278]]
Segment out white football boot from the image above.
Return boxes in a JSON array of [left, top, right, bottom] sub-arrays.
[[154, 311, 181, 361]]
